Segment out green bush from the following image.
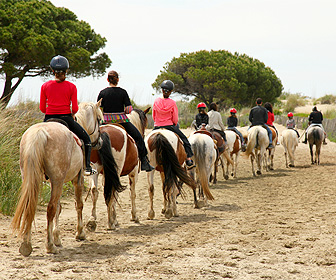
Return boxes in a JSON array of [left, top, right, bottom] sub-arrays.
[[317, 94, 336, 105]]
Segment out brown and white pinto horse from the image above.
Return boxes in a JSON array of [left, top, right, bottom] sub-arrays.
[[145, 129, 197, 219], [11, 101, 121, 256], [86, 108, 151, 231], [223, 130, 241, 179]]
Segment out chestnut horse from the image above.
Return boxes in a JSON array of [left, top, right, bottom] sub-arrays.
[[281, 129, 299, 167], [266, 126, 278, 170], [244, 126, 269, 176], [86, 108, 150, 231], [145, 129, 197, 219], [11, 101, 121, 256]]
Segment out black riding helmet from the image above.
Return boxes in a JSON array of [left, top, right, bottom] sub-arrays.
[[160, 80, 174, 92], [50, 55, 69, 73]]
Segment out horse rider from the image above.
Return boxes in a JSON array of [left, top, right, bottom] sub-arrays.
[[302, 106, 327, 145], [40, 55, 97, 176], [207, 102, 227, 143], [248, 98, 274, 149], [195, 102, 209, 129], [286, 112, 300, 138], [152, 80, 195, 169], [227, 108, 247, 151], [97, 70, 154, 172]]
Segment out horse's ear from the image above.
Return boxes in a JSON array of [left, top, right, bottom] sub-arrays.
[[144, 107, 151, 114], [97, 98, 102, 108]]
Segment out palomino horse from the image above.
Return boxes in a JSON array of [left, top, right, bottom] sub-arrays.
[[145, 129, 197, 219], [11, 101, 121, 256], [266, 126, 278, 170], [281, 129, 299, 167], [244, 125, 269, 176], [307, 125, 324, 165], [86, 108, 150, 231], [188, 131, 216, 207], [223, 130, 241, 179]]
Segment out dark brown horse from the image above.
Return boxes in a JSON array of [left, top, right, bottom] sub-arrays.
[[307, 126, 324, 165]]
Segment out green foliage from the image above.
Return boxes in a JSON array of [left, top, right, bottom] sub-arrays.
[[283, 93, 307, 112], [0, 0, 111, 105], [316, 94, 336, 104], [152, 50, 283, 108]]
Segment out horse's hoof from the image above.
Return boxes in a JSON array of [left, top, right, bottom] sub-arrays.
[[46, 243, 58, 254], [86, 220, 97, 232], [53, 230, 62, 247], [148, 210, 155, 220], [289, 164, 294, 167], [196, 200, 206, 208], [165, 209, 173, 219], [161, 208, 166, 214], [257, 170, 262, 175], [231, 173, 234, 177], [173, 212, 179, 217], [131, 217, 140, 223], [269, 167, 274, 170], [224, 175, 229, 180], [19, 241, 33, 257], [75, 231, 86, 241]]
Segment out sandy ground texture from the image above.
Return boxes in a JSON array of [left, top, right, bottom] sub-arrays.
[[0, 125, 336, 280]]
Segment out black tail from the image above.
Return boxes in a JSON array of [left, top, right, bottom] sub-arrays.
[[152, 133, 196, 199], [98, 132, 126, 205]]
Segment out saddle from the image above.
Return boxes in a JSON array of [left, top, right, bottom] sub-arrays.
[[194, 125, 226, 153]]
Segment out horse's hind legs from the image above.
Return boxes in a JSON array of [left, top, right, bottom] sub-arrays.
[[53, 201, 62, 247], [19, 234, 33, 257]]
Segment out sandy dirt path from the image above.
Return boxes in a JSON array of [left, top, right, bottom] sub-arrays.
[[0, 125, 335, 280]]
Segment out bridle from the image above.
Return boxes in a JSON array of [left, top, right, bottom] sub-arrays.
[[87, 113, 102, 149]]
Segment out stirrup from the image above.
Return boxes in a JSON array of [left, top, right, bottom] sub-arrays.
[[84, 167, 97, 176]]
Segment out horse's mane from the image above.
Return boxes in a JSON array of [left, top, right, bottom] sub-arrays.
[[127, 108, 147, 136], [76, 102, 103, 127]]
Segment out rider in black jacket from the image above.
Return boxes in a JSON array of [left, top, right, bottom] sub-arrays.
[[249, 98, 274, 149]]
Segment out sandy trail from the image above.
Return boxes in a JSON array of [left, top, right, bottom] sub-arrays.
[[0, 125, 335, 280]]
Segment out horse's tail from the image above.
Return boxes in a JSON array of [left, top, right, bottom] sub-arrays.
[[152, 133, 196, 198], [286, 132, 296, 163], [245, 129, 258, 156], [11, 127, 48, 238], [192, 141, 214, 200], [98, 132, 126, 205]]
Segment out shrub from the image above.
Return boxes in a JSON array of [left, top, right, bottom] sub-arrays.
[[317, 94, 336, 105]]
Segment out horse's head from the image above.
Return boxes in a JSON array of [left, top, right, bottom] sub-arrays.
[[128, 107, 150, 137], [76, 101, 103, 148]]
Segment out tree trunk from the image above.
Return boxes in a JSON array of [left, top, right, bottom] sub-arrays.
[[0, 74, 24, 107]]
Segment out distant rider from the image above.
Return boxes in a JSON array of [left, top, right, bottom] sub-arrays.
[[227, 108, 246, 151], [195, 102, 209, 129], [302, 106, 327, 145], [286, 112, 300, 138], [248, 98, 274, 149]]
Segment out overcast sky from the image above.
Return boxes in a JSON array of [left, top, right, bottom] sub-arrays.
[[8, 0, 336, 106]]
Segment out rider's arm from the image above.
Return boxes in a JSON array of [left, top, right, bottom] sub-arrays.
[[70, 85, 78, 114], [172, 102, 179, 126]]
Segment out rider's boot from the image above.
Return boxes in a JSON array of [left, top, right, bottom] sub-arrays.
[[141, 155, 154, 172], [84, 144, 97, 176], [302, 134, 307, 144]]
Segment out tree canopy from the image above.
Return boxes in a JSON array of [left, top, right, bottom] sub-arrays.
[[152, 50, 283, 108], [0, 0, 111, 106]]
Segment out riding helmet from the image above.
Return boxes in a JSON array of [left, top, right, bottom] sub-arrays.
[[197, 102, 206, 109], [230, 108, 237, 114], [287, 112, 293, 117], [50, 55, 69, 72], [160, 80, 174, 92]]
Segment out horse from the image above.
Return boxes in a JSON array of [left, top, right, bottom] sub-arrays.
[[280, 129, 299, 168], [11, 101, 121, 256], [266, 126, 278, 170], [307, 125, 324, 165], [211, 131, 234, 184], [223, 129, 241, 179], [86, 108, 150, 231], [145, 129, 198, 219], [188, 131, 216, 207], [244, 125, 269, 176]]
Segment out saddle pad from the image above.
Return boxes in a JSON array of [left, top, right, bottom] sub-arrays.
[[103, 112, 129, 123]]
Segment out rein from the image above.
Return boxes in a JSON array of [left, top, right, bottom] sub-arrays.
[[87, 116, 102, 149]]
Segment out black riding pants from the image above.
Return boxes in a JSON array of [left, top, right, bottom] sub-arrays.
[[120, 122, 147, 159], [44, 114, 91, 145], [153, 125, 194, 158]]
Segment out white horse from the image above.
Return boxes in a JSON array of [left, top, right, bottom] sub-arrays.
[[11, 101, 114, 256], [223, 130, 241, 179], [244, 126, 269, 176], [145, 129, 199, 219], [188, 132, 216, 207], [281, 129, 299, 168]]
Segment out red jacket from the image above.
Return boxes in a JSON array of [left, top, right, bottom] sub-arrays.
[[266, 111, 274, 126], [40, 80, 78, 115]]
